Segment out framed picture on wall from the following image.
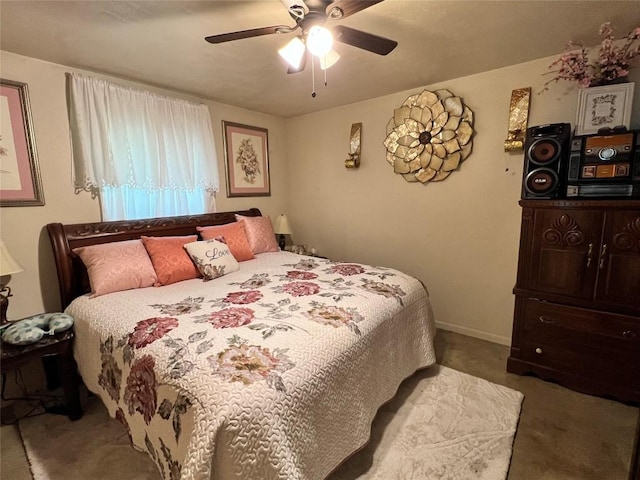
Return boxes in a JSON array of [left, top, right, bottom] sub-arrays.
[[575, 82, 635, 136], [222, 121, 270, 197], [0, 79, 44, 206]]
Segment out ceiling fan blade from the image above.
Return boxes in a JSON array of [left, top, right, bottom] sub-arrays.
[[287, 51, 308, 74], [326, 0, 384, 19], [205, 25, 292, 44], [332, 25, 397, 55]]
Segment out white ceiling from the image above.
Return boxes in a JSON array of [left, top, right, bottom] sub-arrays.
[[1, 0, 639, 118]]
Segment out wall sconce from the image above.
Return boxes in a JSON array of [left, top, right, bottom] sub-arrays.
[[345, 122, 362, 169], [0, 239, 24, 327], [504, 87, 531, 152]]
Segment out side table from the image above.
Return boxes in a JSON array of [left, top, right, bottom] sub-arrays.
[[1, 329, 83, 420]]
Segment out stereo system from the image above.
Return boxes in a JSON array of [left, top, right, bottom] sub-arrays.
[[521, 124, 640, 199], [567, 129, 640, 198]]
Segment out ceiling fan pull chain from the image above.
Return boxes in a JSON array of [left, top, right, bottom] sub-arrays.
[[311, 56, 316, 98], [324, 57, 328, 87]]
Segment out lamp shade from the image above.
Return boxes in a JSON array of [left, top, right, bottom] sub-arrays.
[[0, 240, 23, 277], [319, 49, 340, 70], [272, 214, 293, 235], [306, 25, 333, 57], [279, 36, 306, 70]]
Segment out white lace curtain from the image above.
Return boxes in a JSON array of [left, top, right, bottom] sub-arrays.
[[68, 72, 219, 220]]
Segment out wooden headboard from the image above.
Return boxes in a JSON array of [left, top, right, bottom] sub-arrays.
[[46, 208, 262, 309]]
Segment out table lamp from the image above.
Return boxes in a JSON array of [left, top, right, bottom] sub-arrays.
[[0, 240, 24, 327], [272, 214, 293, 250]]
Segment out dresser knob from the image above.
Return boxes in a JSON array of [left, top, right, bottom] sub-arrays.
[[622, 330, 637, 340], [535, 347, 543, 354]]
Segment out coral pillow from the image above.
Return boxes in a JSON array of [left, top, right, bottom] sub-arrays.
[[197, 222, 255, 262], [235, 215, 279, 254], [184, 239, 240, 281], [141, 235, 199, 286], [73, 240, 157, 297]]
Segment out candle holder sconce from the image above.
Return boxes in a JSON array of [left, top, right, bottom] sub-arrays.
[[504, 87, 531, 152], [345, 122, 362, 169]]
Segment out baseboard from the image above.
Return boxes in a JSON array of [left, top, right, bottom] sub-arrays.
[[435, 321, 511, 347]]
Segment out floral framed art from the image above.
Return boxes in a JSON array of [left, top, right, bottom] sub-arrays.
[[0, 78, 44, 206], [575, 82, 635, 136], [222, 121, 270, 197]]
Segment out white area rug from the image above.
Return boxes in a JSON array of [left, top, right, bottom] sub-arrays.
[[19, 366, 523, 480]]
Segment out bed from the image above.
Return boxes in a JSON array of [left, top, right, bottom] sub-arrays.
[[46, 208, 436, 480]]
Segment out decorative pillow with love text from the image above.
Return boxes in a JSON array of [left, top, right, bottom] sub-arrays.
[[184, 239, 240, 281]]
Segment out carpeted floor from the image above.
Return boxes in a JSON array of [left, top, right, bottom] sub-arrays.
[[18, 365, 523, 480], [3, 330, 637, 479], [19, 398, 158, 480]]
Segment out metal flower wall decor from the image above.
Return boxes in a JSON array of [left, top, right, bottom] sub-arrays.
[[383, 89, 474, 184]]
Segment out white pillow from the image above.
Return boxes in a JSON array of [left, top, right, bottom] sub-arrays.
[[184, 239, 240, 281]]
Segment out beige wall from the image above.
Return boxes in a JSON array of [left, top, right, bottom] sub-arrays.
[[284, 59, 640, 345], [1, 49, 639, 346], [0, 50, 289, 319]]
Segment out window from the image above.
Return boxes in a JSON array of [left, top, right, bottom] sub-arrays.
[[68, 73, 219, 220]]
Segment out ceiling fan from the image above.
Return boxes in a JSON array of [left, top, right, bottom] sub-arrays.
[[204, 0, 397, 74]]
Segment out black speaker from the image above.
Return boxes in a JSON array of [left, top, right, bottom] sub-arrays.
[[522, 123, 571, 198]]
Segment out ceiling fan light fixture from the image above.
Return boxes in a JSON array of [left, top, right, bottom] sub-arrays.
[[278, 36, 306, 69], [319, 49, 340, 70], [306, 25, 333, 57]]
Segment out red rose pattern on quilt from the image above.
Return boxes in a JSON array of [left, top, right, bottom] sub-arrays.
[[69, 252, 432, 480]]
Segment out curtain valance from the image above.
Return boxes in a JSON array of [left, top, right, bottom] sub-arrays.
[[68, 73, 219, 194]]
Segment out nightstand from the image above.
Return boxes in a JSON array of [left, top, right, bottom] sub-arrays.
[[1, 329, 83, 420]]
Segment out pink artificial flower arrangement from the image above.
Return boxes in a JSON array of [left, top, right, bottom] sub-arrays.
[[542, 22, 640, 92]]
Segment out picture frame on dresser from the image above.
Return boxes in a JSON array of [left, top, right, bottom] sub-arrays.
[[222, 121, 270, 198], [575, 82, 635, 136], [0, 78, 44, 206]]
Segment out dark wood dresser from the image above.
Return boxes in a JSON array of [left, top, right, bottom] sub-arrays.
[[507, 199, 640, 403]]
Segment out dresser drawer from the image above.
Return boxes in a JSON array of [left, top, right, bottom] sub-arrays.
[[519, 339, 638, 390], [521, 297, 640, 352]]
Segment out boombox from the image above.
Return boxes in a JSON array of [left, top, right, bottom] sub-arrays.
[[566, 129, 640, 198]]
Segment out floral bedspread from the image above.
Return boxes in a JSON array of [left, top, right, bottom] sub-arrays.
[[66, 251, 436, 480]]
